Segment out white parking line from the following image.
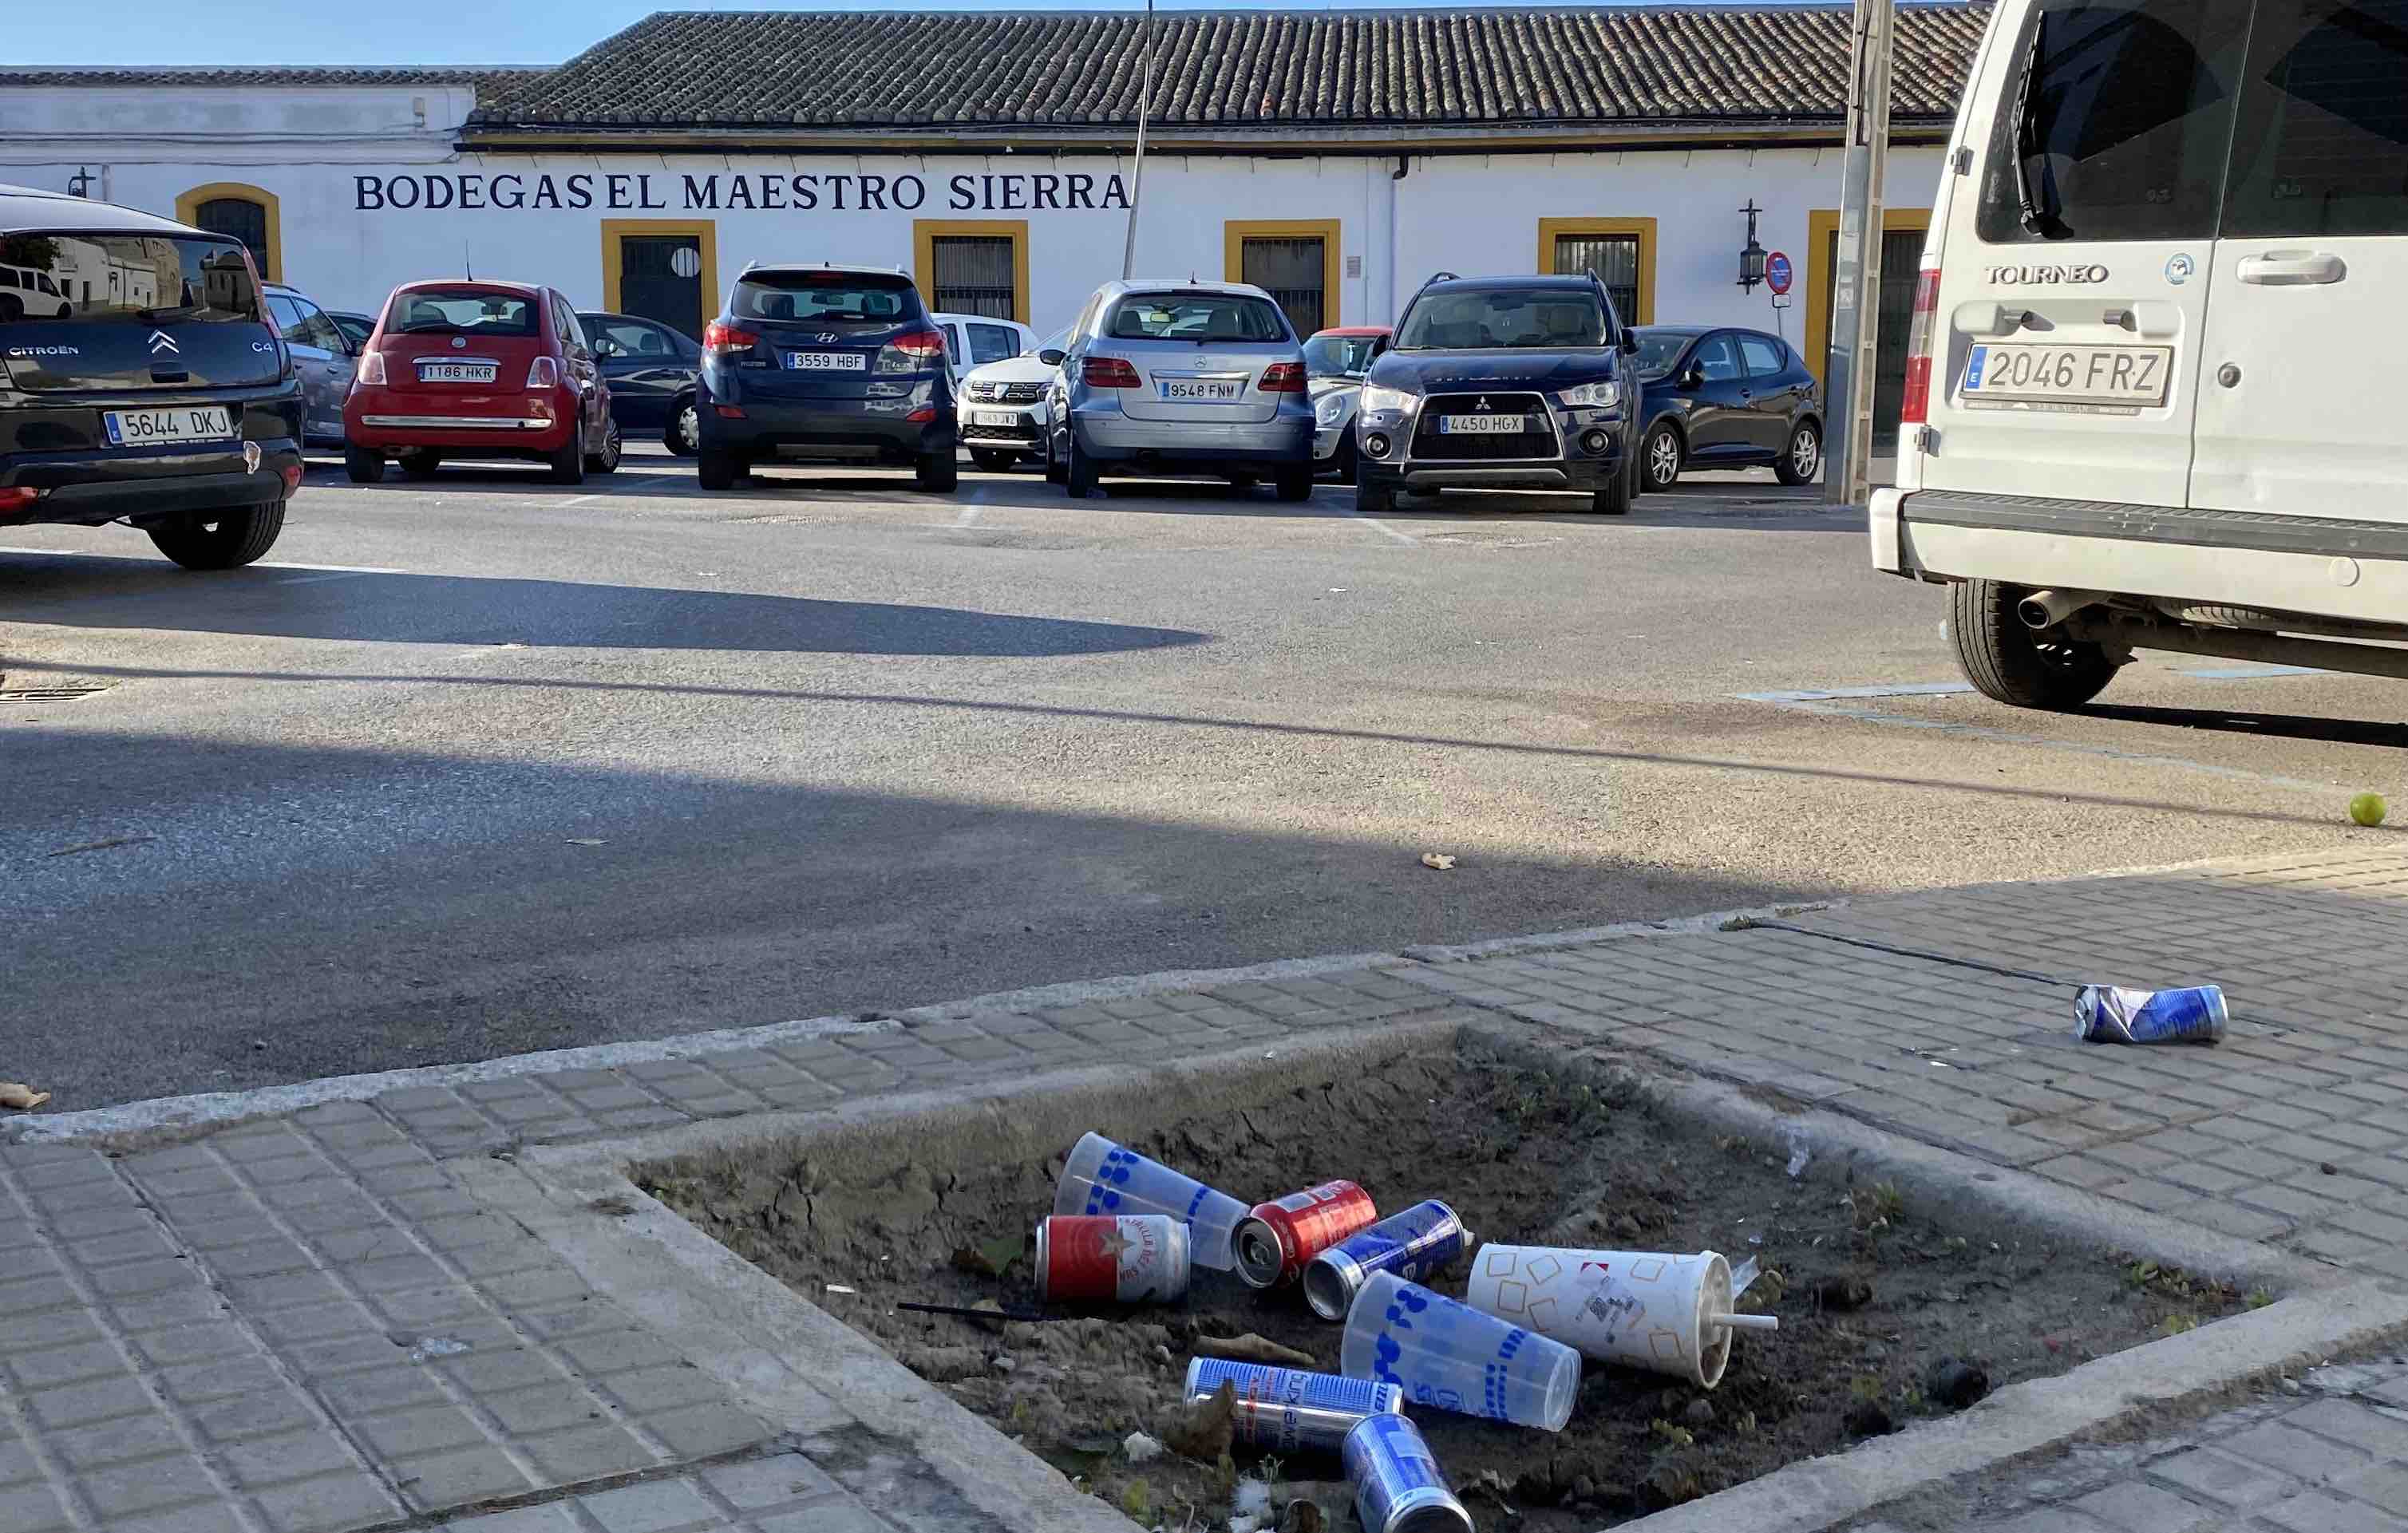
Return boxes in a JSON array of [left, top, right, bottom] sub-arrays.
[[559, 473, 678, 508], [0, 547, 404, 575], [1344, 508, 1418, 544]]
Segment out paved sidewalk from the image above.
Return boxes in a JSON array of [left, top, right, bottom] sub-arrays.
[[6, 846, 2408, 1532]]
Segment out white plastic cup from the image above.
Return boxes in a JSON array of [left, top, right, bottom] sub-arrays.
[[1338, 1270, 1579, 1432], [1053, 1132, 1247, 1271], [1464, 1244, 1742, 1389]]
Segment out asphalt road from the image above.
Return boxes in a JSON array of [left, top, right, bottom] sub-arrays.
[[6, 446, 2401, 1108]]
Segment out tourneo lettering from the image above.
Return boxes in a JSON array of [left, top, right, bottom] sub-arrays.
[[354, 172, 1131, 215]]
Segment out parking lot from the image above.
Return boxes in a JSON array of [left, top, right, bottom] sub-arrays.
[[5, 444, 2399, 1109]]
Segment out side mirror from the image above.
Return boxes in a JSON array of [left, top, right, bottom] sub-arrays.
[[1620, 330, 1641, 356], [1370, 336, 1390, 358], [1038, 348, 1066, 367]]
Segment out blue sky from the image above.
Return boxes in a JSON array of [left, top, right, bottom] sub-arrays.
[[14, 0, 1798, 66]]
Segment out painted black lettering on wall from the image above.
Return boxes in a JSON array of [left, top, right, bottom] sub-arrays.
[[351, 172, 1125, 215]]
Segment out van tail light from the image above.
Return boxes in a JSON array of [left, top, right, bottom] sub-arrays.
[[527, 355, 560, 389], [1082, 356, 1142, 388], [1898, 267, 1941, 426], [1259, 362, 1306, 393], [702, 321, 758, 354], [357, 350, 387, 386], [876, 329, 948, 374]]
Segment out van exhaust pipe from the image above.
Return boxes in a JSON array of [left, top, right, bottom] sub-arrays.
[[2018, 588, 2109, 630]]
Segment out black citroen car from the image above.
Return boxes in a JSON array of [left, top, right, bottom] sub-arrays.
[[0, 184, 303, 567], [1353, 272, 1640, 516]]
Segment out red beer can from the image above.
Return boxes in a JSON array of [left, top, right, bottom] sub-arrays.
[[1233, 1180, 1378, 1289], [1034, 1214, 1191, 1303]]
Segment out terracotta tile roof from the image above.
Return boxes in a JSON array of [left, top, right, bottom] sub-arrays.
[[471, 4, 1990, 132], [0, 66, 545, 110]]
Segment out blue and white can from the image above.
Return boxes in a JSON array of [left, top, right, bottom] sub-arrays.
[[1303, 1199, 1471, 1321], [1342, 1412, 1473, 1533], [2074, 984, 2228, 1045], [1184, 1359, 1401, 1454]]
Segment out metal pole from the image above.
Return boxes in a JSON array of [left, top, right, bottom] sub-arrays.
[[1825, 0, 1893, 505], [1120, 0, 1155, 280]]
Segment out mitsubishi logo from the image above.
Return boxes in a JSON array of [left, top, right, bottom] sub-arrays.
[[1477, 395, 1490, 410], [148, 330, 180, 355]]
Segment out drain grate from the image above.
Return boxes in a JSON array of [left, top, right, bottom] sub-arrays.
[[0, 686, 110, 703]]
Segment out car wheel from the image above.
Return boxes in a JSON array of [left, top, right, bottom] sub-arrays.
[[1356, 477, 1394, 515], [1332, 435, 1358, 484], [915, 451, 959, 493], [1064, 433, 1099, 498], [1641, 422, 1684, 492], [146, 501, 285, 570], [1042, 427, 1066, 484], [664, 399, 699, 456], [697, 447, 745, 492], [1226, 473, 1259, 496], [587, 414, 623, 474], [397, 449, 442, 480], [1776, 420, 1822, 486], [1950, 579, 2120, 709], [548, 424, 587, 486], [1591, 449, 1635, 516], [1274, 466, 1313, 503], [344, 448, 386, 484]]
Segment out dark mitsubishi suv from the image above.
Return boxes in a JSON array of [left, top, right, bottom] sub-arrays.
[[0, 184, 303, 567]]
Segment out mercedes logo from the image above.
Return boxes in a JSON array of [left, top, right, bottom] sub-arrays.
[[148, 330, 180, 355]]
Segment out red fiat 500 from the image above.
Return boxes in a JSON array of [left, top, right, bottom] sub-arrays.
[[342, 280, 619, 484]]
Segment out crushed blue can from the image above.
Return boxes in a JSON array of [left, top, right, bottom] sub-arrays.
[[2074, 984, 2227, 1045], [1342, 1412, 1473, 1533], [1303, 1199, 1470, 1322], [1184, 1359, 1401, 1453]]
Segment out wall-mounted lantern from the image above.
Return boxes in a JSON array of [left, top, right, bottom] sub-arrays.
[[1737, 200, 1769, 290], [65, 166, 97, 199]]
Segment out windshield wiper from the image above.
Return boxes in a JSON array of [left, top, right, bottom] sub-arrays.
[[2010, 18, 2057, 235]]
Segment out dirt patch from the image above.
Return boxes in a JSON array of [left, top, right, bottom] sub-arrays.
[[641, 1033, 2248, 1531]]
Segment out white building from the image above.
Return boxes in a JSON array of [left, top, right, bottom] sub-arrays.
[[0, 4, 1983, 416]]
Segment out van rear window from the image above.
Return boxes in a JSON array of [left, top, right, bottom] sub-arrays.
[[2222, 0, 2408, 238], [1975, 0, 2254, 244], [0, 232, 260, 325]]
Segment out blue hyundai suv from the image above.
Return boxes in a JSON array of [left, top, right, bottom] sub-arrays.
[[694, 263, 955, 493], [1354, 272, 1640, 516]]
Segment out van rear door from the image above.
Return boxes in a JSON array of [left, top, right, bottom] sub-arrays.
[[2188, 0, 2408, 523], [1922, 0, 2253, 509]]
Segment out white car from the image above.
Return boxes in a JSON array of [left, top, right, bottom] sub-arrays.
[[1872, 0, 2408, 705], [957, 326, 1064, 471], [930, 312, 1034, 393]]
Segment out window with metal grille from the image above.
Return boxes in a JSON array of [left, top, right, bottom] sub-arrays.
[[931, 236, 1017, 319], [194, 197, 270, 278], [1821, 227, 1927, 450], [1240, 236, 1323, 337], [1552, 235, 1639, 327]]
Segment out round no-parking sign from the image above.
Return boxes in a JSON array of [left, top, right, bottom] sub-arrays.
[[1765, 251, 1793, 296]]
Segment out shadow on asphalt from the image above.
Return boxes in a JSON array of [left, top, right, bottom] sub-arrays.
[[2079, 704, 2408, 750], [0, 553, 1206, 658]]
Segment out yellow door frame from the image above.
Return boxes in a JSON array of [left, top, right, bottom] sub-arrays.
[[175, 182, 283, 283], [912, 219, 1031, 322], [1803, 207, 1932, 393], [599, 219, 721, 321], [1223, 219, 1342, 329], [1535, 216, 1657, 324]]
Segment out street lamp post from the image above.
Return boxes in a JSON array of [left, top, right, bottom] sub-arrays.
[[1121, 0, 1156, 281]]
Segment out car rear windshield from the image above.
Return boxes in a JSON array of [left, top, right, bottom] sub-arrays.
[[732, 272, 920, 326], [0, 232, 260, 326], [1632, 331, 1698, 378], [1398, 290, 1607, 350], [1107, 294, 1287, 342], [386, 289, 536, 336], [1303, 334, 1381, 377]]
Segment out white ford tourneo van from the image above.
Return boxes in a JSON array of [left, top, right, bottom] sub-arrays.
[[1871, 0, 2408, 708]]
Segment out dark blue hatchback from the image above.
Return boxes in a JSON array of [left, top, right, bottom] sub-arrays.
[[1631, 326, 1822, 492], [693, 264, 956, 494]]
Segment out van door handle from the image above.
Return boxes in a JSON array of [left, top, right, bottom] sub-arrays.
[[2238, 251, 2347, 286]]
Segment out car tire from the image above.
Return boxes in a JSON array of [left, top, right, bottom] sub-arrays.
[[146, 501, 285, 570], [548, 425, 587, 486], [1357, 477, 1394, 515], [587, 414, 622, 474], [1042, 427, 1066, 484], [397, 449, 442, 480], [1592, 449, 1635, 516], [1775, 420, 1822, 486], [1641, 422, 1684, 493], [969, 448, 1018, 472], [664, 398, 699, 456], [344, 447, 386, 484], [1331, 435, 1358, 484], [1064, 433, 1099, 498], [697, 447, 745, 492], [1274, 466, 1313, 503], [915, 451, 959, 493], [1950, 579, 2120, 710], [1225, 473, 1259, 496]]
